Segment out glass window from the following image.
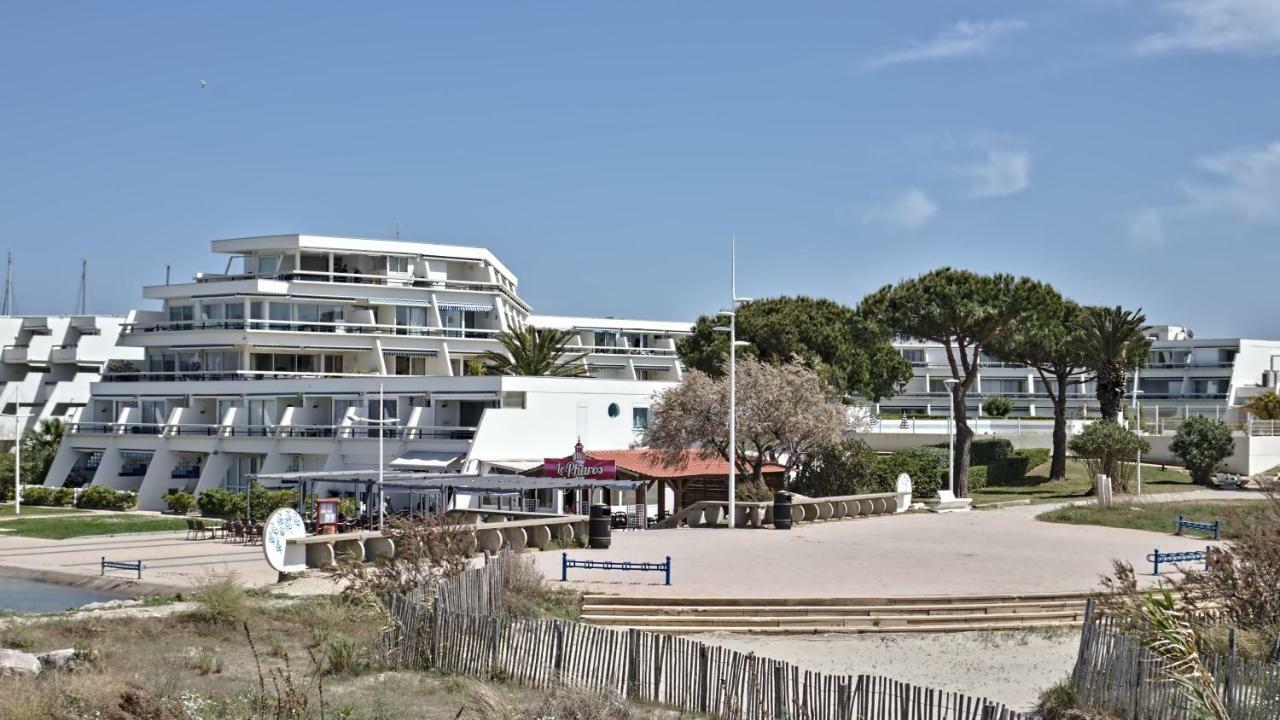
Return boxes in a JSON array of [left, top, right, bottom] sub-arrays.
[[296, 304, 319, 324], [255, 255, 281, 275], [319, 305, 343, 323], [251, 353, 273, 372], [632, 407, 650, 430], [323, 354, 344, 373], [901, 349, 926, 365], [226, 302, 245, 321], [387, 256, 409, 273], [201, 303, 224, 322], [295, 355, 316, 373], [269, 303, 292, 324]]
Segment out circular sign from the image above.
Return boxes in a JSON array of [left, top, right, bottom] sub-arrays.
[[262, 507, 308, 574]]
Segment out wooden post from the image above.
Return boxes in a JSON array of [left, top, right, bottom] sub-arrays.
[[488, 616, 500, 679], [1223, 627, 1237, 713], [626, 628, 641, 699], [698, 645, 710, 713], [656, 479, 667, 520], [553, 622, 564, 681], [772, 665, 785, 719], [837, 679, 852, 720]]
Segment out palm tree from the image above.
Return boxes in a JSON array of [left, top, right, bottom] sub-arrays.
[[21, 418, 65, 485], [1077, 306, 1151, 422], [1243, 390, 1280, 420], [477, 326, 590, 377]]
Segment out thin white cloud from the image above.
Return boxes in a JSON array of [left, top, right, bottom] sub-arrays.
[[866, 20, 1026, 69], [1136, 0, 1280, 55], [957, 137, 1032, 198], [867, 189, 938, 231], [1126, 140, 1280, 243], [1181, 141, 1280, 222], [1127, 207, 1166, 245]]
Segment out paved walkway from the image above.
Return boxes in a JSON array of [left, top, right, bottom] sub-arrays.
[[536, 499, 1239, 598]]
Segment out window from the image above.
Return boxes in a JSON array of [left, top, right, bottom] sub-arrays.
[[393, 355, 429, 375], [982, 378, 1025, 395], [387, 256, 409, 273], [167, 305, 194, 329], [928, 378, 956, 394], [901, 349, 926, 366], [395, 306, 429, 333], [607, 403, 620, 418], [632, 407, 650, 430], [323, 354, 345, 373], [255, 255, 281, 275]]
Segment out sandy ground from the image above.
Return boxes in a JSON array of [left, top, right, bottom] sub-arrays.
[[702, 629, 1081, 712]]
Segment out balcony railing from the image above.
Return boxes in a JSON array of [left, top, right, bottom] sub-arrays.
[[190, 270, 532, 312], [103, 370, 392, 382], [68, 421, 477, 440], [122, 318, 505, 339], [574, 345, 678, 357]]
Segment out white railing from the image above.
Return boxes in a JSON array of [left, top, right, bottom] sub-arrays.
[[190, 270, 532, 312], [121, 318, 505, 339]]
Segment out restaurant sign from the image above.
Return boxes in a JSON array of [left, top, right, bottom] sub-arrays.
[[544, 441, 616, 480]]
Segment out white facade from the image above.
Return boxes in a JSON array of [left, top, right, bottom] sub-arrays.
[[879, 329, 1280, 422], [0, 315, 142, 449], [44, 235, 690, 510]]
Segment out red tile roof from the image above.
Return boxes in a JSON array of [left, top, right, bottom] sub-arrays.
[[584, 448, 785, 479]]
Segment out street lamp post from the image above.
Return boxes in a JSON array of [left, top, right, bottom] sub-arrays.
[[343, 383, 396, 530], [944, 379, 959, 495], [4, 389, 27, 516], [713, 239, 751, 529]]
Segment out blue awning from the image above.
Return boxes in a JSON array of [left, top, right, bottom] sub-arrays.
[[120, 450, 154, 459], [363, 297, 432, 306], [437, 302, 493, 312]]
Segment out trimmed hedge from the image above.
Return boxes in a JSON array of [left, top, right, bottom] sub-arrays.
[[875, 446, 947, 499], [1018, 447, 1051, 472], [968, 465, 988, 490], [163, 491, 197, 515], [970, 438, 1014, 466], [987, 455, 1030, 485]]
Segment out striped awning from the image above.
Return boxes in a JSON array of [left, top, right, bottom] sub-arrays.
[[437, 302, 493, 312], [363, 297, 432, 306], [119, 449, 154, 459], [383, 349, 438, 358], [633, 364, 671, 371]]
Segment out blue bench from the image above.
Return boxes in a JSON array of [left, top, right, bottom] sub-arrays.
[[561, 552, 671, 586], [101, 556, 144, 580], [1175, 515, 1221, 540], [1147, 547, 1210, 575]]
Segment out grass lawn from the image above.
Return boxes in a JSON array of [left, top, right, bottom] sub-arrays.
[[970, 458, 1197, 506], [0, 504, 88, 518], [1036, 499, 1270, 540], [0, 513, 190, 539]]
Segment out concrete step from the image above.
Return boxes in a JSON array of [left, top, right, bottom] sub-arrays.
[[580, 601, 1086, 617], [581, 592, 1094, 608], [581, 609, 1084, 629], [598, 619, 1084, 635]]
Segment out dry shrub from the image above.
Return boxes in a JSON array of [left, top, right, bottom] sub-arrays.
[[334, 515, 473, 598], [189, 573, 249, 627], [462, 679, 520, 720], [534, 685, 640, 720], [497, 552, 581, 620]]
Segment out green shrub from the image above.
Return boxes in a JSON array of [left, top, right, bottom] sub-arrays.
[[18, 485, 70, 506], [1037, 678, 1080, 720], [970, 438, 1014, 466], [968, 465, 988, 490], [1068, 421, 1149, 493], [163, 491, 196, 515], [875, 446, 947, 499], [190, 574, 248, 627], [1017, 447, 1051, 472], [1170, 415, 1235, 485], [75, 485, 136, 510], [793, 439, 882, 496], [982, 396, 1014, 417], [197, 488, 245, 519], [987, 455, 1031, 485]]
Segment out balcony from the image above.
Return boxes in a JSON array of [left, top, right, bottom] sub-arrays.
[[186, 270, 532, 312], [1, 345, 29, 364], [120, 318, 505, 341], [70, 421, 478, 441], [50, 345, 80, 364]]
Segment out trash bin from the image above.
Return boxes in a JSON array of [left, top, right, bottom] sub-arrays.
[[589, 504, 612, 549], [772, 491, 793, 530]]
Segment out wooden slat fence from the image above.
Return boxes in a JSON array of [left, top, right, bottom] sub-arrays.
[[1072, 604, 1280, 719], [424, 612, 1027, 720]]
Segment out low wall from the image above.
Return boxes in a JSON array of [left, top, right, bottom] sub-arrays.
[[858, 432, 1054, 453], [289, 514, 590, 569], [662, 483, 910, 529]]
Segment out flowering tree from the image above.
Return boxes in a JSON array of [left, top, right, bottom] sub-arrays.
[[645, 358, 846, 481]]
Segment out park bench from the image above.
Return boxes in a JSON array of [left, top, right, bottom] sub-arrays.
[[1175, 514, 1221, 540], [101, 556, 144, 579], [1147, 547, 1211, 575], [560, 552, 671, 586], [931, 490, 972, 513]]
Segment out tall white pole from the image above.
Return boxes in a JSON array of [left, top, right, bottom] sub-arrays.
[[378, 382, 385, 531], [1132, 370, 1142, 495], [13, 409, 20, 516], [945, 380, 957, 495], [728, 238, 737, 529]]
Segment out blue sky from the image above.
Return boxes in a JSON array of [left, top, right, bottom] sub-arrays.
[[2, 2, 1279, 336]]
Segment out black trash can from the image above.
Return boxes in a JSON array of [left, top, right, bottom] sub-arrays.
[[772, 491, 793, 530], [589, 504, 612, 549]]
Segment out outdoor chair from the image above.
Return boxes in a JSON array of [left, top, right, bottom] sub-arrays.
[[184, 518, 199, 541], [191, 519, 214, 540]]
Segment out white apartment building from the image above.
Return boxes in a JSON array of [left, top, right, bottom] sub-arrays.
[[878, 325, 1280, 422], [0, 315, 142, 449], [44, 234, 689, 510]]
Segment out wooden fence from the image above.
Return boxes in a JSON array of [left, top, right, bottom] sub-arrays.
[[1072, 604, 1280, 719], [381, 553, 1031, 720]]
